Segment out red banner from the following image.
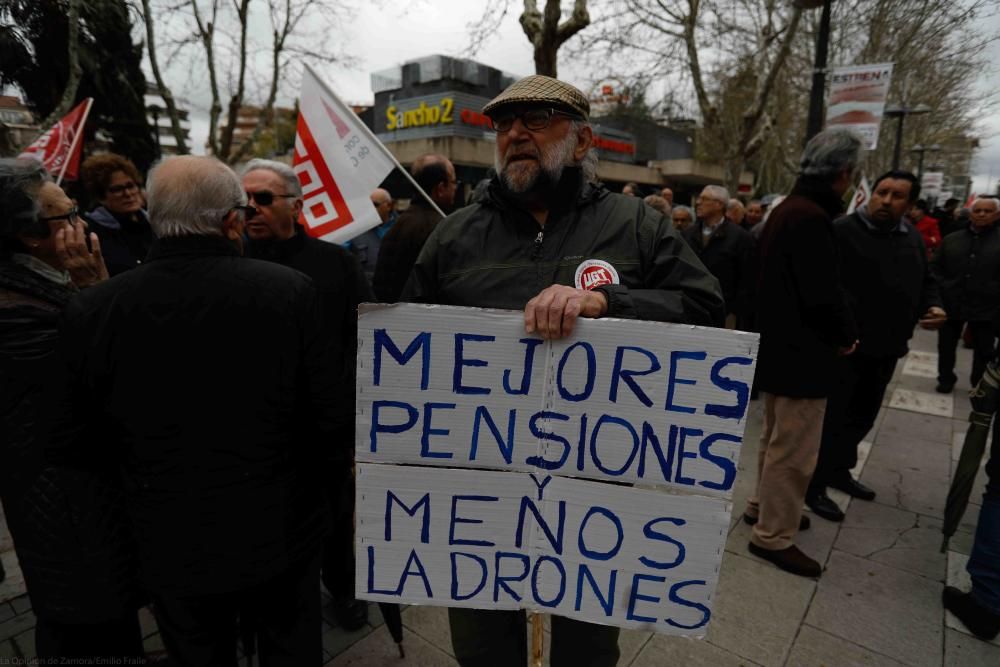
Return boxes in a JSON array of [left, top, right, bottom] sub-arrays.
[[18, 99, 92, 181]]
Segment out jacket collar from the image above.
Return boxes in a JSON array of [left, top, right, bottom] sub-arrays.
[[246, 223, 308, 262], [87, 205, 150, 232], [484, 167, 602, 227], [790, 176, 844, 219], [148, 234, 241, 262]]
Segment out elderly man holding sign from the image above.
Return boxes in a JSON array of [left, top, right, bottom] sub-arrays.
[[402, 75, 724, 667]]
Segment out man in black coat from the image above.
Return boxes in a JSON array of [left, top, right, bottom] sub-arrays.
[[747, 129, 861, 578], [53, 156, 349, 666], [683, 184, 755, 328], [806, 171, 946, 522], [241, 158, 373, 632], [371, 153, 456, 302], [932, 196, 1000, 393]]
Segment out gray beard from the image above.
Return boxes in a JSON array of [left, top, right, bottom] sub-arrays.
[[495, 132, 578, 194]]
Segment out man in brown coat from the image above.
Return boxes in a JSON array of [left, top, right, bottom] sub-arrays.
[[746, 129, 861, 578]]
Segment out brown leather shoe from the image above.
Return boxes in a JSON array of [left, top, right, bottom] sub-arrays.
[[747, 542, 822, 578], [743, 512, 811, 531]]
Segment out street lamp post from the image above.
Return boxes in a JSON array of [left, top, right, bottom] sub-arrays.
[[884, 104, 931, 169], [148, 104, 163, 158], [796, 0, 834, 143], [910, 143, 940, 180]]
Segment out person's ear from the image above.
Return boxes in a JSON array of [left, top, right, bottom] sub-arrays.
[[293, 197, 304, 220], [221, 210, 245, 253], [574, 125, 593, 161]]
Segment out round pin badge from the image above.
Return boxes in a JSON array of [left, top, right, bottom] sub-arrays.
[[574, 259, 620, 291]]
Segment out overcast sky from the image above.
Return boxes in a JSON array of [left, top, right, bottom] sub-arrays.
[[155, 0, 1000, 196]]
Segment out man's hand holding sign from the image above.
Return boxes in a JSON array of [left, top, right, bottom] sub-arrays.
[[524, 285, 608, 340]]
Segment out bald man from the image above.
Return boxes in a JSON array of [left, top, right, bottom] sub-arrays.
[[54, 156, 347, 665], [349, 188, 395, 281], [660, 187, 673, 206]]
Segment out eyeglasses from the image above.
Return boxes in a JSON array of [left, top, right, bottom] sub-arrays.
[[489, 108, 583, 133], [107, 182, 139, 196], [38, 207, 79, 225], [226, 205, 258, 222], [246, 190, 297, 207]]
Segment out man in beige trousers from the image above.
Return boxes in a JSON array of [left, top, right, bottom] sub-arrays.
[[744, 129, 862, 578]]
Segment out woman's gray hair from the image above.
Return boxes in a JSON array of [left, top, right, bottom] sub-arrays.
[[241, 158, 302, 198], [570, 120, 600, 184], [0, 158, 52, 244], [146, 156, 245, 238], [799, 128, 864, 178]]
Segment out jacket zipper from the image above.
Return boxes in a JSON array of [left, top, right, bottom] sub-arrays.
[[532, 230, 544, 260]]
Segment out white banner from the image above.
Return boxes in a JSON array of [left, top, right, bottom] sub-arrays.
[[847, 174, 870, 214], [825, 63, 894, 150], [293, 65, 395, 244], [355, 304, 760, 635]]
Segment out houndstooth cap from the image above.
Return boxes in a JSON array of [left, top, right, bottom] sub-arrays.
[[482, 75, 590, 120]]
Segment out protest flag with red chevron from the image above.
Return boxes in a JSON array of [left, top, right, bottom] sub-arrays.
[[293, 66, 397, 244], [18, 98, 93, 185]]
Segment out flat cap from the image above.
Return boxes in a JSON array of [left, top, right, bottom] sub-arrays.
[[483, 75, 590, 120]]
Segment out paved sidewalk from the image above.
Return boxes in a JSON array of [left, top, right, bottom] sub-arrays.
[[1, 328, 998, 665]]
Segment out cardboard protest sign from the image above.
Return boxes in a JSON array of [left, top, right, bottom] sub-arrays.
[[355, 304, 759, 636]]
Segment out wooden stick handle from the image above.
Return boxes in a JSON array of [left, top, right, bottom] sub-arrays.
[[531, 613, 544, 667]]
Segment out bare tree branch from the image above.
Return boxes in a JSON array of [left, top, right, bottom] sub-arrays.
[[141, 0, 190, 153]]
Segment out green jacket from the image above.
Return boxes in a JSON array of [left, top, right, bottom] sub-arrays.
[[402, 173, 724, 326]]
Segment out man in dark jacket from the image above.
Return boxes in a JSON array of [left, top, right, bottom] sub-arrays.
[[747, 129, 861, 578], [806, 171, 946, 522], [241, 158, 373, 632], [683, 185, 755, 328], [372, 153, 455, 302], [405, 74, 724, 667], [53, 156, 348, 666], [932, 196, 1000, 393]]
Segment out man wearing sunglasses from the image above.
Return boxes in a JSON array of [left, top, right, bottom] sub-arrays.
[[403, 75, 724, 667], [241, 158, 373, 633]]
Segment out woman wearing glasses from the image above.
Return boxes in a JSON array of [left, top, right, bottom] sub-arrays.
[[81, 153, 154, 276], [0, 159, 142, 661]]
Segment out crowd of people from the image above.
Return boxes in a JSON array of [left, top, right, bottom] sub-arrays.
[[2, 72, 1000, 665]]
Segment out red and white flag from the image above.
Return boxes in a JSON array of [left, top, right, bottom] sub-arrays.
[[18, 98, 93, 185], [847, 173, 870, 214], [293, 66, 396, 244]]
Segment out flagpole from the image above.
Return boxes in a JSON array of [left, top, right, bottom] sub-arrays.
[[55, 97, 93, 187], [303, 64, 446, 219]]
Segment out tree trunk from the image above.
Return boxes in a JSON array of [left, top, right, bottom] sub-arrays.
[[218, 0, 250, 163], [534, 44, 558, 77], [141, 0, 189, 154], [34, 0, 83, 133]]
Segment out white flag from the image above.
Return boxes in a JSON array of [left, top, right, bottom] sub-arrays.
[[293, 65, 395, 244], [847, 174, 870, 214]]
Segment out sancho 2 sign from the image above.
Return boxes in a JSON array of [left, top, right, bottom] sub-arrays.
[[355, 304, 758, 635]]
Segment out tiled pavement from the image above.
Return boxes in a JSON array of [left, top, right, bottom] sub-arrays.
[[2, 327, 998, 665]]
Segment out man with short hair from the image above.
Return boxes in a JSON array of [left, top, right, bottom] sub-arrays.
[[660, 186, 673, 206], [54, 156, 349, 665], [747, 129, 862, 578], [745, 200, 764, 228], [684, 185, 755, 328], [405, 74, 724, 667], [372, 154, 456, 302], [622, 181, 640, 196], [933, 196, 1000, 392], [727, 198, 746, 227], [806, 170, 945, 522], [908, 198, 942, 257], [241, 158, 373, 632]]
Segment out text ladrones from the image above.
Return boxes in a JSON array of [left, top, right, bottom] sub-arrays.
[[355, 303, 758, 635]]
